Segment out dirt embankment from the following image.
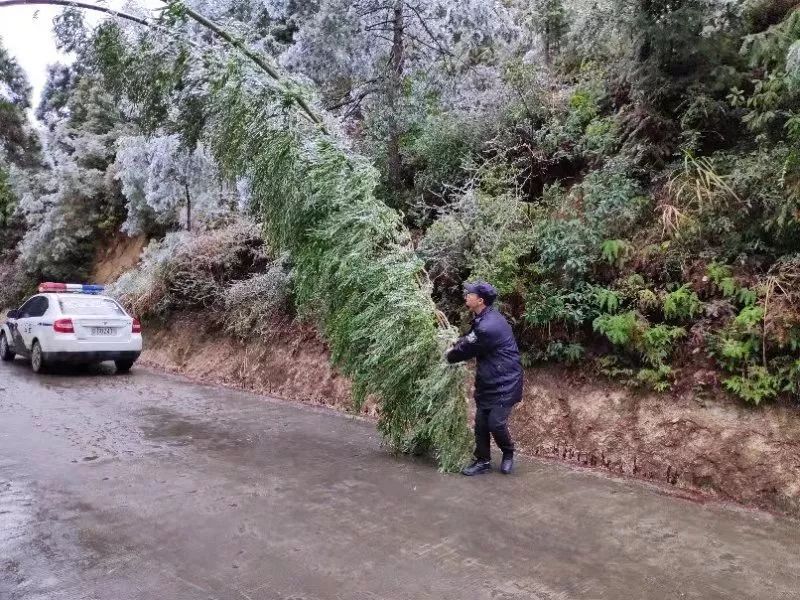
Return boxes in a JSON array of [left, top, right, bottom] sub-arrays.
[[91, 234, 148, 285], [513, 370, 800, 516], [138, 316, 800, 518], [140, 315, 359, 414]]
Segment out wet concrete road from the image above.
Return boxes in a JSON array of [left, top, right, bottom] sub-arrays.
[[1, 360, 798, 600]]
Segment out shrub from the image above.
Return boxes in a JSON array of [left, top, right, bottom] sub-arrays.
[[534, 216, 599, 281], [404, 113, 487, 198], [523, 282, 595, 329], [581, 166, 649, 239], [583, 117, 619, 157], [109, 220, 270, 318], [419, 187, 536, 304], [222, 255, 293, 339], [107, 232, 188, 317]]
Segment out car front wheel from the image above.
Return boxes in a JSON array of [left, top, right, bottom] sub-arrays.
[[31, 341, 47, 374], [0, 333, 15, 362]]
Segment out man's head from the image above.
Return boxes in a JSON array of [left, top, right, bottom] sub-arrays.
[[463, 281, 497, 314]]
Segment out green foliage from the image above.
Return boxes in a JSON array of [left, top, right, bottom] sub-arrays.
[[709, 304, 789, 405], [583, 117, 619, 157], [568, 88, 600, 130], [592, 286, 621, 314], [737, 10, 800, 139], [723, 367, 782, 406], [593, 311, 638, 346], [641, 324, 686, 368], [540, 341, 585, 364], [524, 283, 595, 328], [663, 284, 702, 321], [404, 113, 485, 198], [0, 167, 14, 229], [419, 186, 535, 304], [593, 310, 685, 391], [601, 239, 631, 267], [707, 263, 762, 307], [581, 166, 649, 239], [533, 216, 599, 281], [707, 262, 736, 296], [530, 0, 569, 64], [206, 74, 472, 471], [636, 365, 674, 393]]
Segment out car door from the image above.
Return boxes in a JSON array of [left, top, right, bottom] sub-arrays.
[[9, 298, 37, 354], [18, 297, 49, 352]]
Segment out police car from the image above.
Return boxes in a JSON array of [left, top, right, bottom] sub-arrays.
[[0, 283, 142, 374]]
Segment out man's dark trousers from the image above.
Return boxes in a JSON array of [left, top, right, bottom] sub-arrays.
[[474, 403, 514, 461]]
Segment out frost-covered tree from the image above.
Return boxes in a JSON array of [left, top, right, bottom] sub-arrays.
[[9, 15, 128, 280], [0, 38, 40, 168], [115, 134, 233, 235], [0, 37, 41, 254], [279, 0, 517, 193]]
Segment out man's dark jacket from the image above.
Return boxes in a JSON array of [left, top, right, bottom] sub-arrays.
[[446, 306, 523, 407]]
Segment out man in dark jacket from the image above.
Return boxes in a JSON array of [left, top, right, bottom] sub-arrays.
[[446, 281, 523, 476]]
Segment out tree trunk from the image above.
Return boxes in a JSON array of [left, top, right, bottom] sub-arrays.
[[184, 182, 192, 232], [544, 21, 551, 66], [386, 0, 405, 193]]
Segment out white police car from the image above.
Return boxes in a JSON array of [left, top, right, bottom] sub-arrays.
[[0, 283, 142, 374]]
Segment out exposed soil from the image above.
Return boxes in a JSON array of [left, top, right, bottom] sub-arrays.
[[139, 316, 800, 518], [512, 368, 800, 517], [139, 314, 361, 415], [90, 234, 148, 285]]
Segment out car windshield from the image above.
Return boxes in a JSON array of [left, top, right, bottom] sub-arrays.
[[59, 297, 126, 317]]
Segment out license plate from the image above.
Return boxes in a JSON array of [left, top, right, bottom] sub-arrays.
[[91, 327, 115, 336]]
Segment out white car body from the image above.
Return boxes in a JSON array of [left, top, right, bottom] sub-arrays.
[[1, 292, 142, 372]]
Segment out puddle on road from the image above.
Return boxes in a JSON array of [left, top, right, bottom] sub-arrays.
[[138, 406, 258, 452]]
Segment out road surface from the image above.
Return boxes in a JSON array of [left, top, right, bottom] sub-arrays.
[[1, 358, 798, 600]]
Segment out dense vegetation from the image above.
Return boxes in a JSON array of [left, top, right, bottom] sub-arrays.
[[1, 0, 799, 461]]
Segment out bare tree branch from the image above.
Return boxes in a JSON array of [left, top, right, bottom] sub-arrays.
[[0, 0, 149, 25], [405, 3, 454, 58]]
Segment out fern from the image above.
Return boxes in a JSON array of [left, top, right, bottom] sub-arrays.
[[723, 368, 782, 406], [593, 311, 638, 345], [737, 287, 758, 307], [592, 286, 621, 314], [600, 239, 631, 267], [545, 341, 585, 364], [641, 324, 686, 368], [636, 365, 674, 393], [706, 261, 732, 285], [663, 284, 702, 321], [706, 263, 759, 306], [733, 305, 765, 330]]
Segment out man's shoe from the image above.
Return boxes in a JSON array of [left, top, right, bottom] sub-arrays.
[[500, 456, 514, 475], [461, 460, 492, 476]]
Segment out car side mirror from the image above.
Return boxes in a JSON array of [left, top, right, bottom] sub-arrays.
[[7, 310, 19, 320]]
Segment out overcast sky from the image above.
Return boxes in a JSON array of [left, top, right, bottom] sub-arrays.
[[0, 2, 158, 111]]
